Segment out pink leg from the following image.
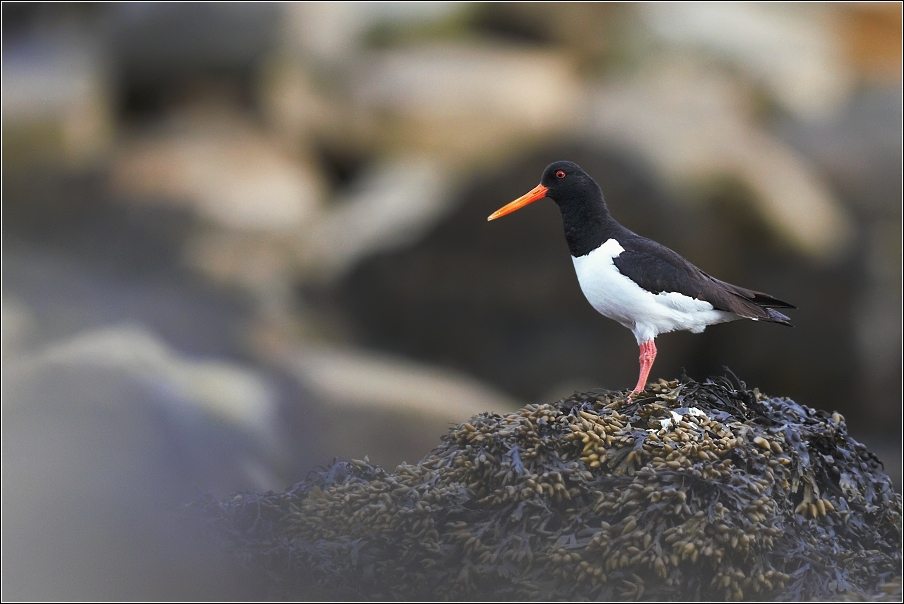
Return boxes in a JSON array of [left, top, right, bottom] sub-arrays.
[[631, 339, 657, 396]]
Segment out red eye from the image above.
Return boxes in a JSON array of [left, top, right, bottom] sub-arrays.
[[555, 170, 566, 179]]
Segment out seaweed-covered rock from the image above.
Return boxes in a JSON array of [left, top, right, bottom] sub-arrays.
[[197, 376, 902, 600]]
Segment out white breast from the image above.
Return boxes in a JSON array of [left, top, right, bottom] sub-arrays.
[[571, 239, 738, 343]]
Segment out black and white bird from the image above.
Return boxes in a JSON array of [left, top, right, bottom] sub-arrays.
[[487, 160, 794, 398]]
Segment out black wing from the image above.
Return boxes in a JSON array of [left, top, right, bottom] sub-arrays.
[[612, 235, 794, 325]]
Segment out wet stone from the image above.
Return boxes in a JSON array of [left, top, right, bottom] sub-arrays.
[[195, 376, 902, 601]]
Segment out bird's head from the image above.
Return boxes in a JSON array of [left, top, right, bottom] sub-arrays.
[[487, 161, 601, 221]]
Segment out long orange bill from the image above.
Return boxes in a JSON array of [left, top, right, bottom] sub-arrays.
[[487, 184, 549, 221]]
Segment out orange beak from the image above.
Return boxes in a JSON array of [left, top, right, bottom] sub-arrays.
[[487, 184, 549, 221]]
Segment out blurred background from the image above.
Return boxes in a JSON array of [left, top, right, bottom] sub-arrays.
[[2, 3, 901, 599]]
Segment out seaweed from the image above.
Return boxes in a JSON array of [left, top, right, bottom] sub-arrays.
[[194, 375, 902, 600]]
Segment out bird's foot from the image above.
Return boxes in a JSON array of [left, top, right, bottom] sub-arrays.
[[629, 340, 657, 402], [626, 385, 647, 403]]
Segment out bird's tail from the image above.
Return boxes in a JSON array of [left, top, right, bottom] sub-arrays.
[[764, 307, 793, 325], [714, 279, 795, 326]]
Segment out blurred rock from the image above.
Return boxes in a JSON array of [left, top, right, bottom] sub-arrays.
[[111, 4, 280, 71], [775, 86, 902, 427], [1, 296, 35, 359], [2, 324, 287, 599], [284, 345, 520, 417], [834, 3, 903, 84], [470, 3, 619, 62], [1, 229, 256, 364], [351, 44, 584, 161], [258, 55, 334, 147], [855, 219, 902, 380], [109, 106, 325, 317], [266, 338, 521, 468], [4, 367, 248, 600], [587, 59, 855, 263], [299, 156, 458, 282], [641, 4, 854, 120], [2, 34, 113, 169], [8, 324, 285, 481], [281, 3, 466, 65], [109, 3, 280, 117], [182, 229, 298, 316], [777, 86, 902, 217], [111, 112, 326, 232], [106, 5, 322, 314]]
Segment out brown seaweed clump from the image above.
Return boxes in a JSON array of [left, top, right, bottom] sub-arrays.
[[196, 376, 902, 600]]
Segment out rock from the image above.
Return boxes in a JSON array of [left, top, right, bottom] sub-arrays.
[[640, 4, 854, 120], [834, 3, 904, 84], [1, 226, 255, 365], [587, 60, 855, 263], [265, 339, 520, 469], [298, 156, 458, 282], [2, 325, 290, 600], [257, 55, 334, 146], [775, 86, 902, 429], [6, 324, 285, 486], [109, 3, 280, 110], [2, 35, 113, 169], [195, 376, 902, 600], [110, 114, 326, 233], [181, 228, 299, 312], [37, 326, 279, 444], [351, 44, 584, 161], [1, 296, 35, 358], [281, 3, 464, 65], [109, 110, 328, 306]]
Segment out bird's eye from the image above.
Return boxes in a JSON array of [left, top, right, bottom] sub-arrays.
[[555, 170, 566, 179]]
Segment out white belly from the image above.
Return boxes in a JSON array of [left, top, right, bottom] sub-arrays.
[[571, 239, 738, 344]]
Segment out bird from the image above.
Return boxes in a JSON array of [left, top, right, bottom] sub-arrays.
[[487, 160, 794, 398]]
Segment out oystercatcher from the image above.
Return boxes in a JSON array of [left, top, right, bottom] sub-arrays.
[[488, 160, 794, 398]]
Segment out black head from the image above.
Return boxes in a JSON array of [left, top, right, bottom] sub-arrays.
[[488, 160, 614, 257], [538, 161, 603, 207], [488, 160, 606, 221]]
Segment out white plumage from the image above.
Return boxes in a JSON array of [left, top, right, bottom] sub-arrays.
[[571, 239, 739, 345]]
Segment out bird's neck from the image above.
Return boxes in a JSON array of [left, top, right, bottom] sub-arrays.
[[557, 195, 618, 258]]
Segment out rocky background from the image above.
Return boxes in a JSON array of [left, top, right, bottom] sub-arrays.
[[2, 3, 901, 600]]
